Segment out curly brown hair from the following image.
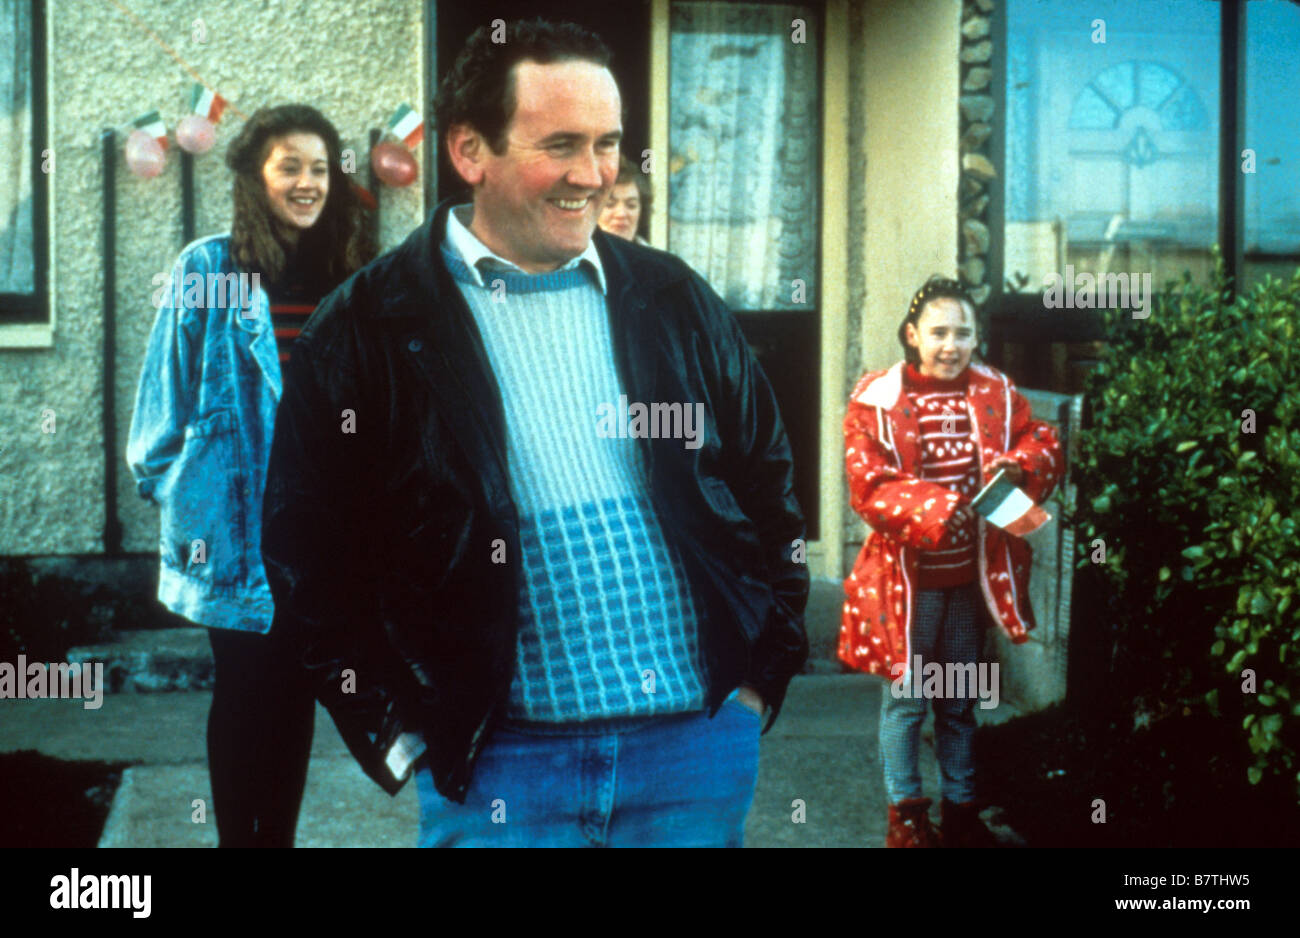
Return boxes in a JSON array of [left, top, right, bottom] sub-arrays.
[[225, 104, 374, 288]]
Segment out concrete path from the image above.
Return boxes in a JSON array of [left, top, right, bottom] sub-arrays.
[[0, 674, 1023, 847]]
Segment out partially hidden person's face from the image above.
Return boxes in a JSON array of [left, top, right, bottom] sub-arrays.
[[599, 181, 641, 241], [906, 297, 977, 379], [261, 132, 330, 232], [461, 59, 622, 272]]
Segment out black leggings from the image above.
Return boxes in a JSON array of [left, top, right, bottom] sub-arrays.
[[206, 622, 315, 847]]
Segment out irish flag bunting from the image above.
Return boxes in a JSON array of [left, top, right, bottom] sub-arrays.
[[386, 103, 423, 149], [970, 468, 1052, 537], [131, 111, 168, 149], [190, 84, 227, 123]]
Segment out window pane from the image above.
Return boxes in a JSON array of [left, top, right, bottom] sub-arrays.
[[0, 0, 35, 294], [668, 2, 819, 311], [1243, 0, 1300, 288], [1005, 0, 1219, 296]]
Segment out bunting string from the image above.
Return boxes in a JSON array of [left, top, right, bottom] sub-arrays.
[[103, 0, 250, 123]]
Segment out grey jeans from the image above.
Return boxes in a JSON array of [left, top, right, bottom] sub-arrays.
[[879, 584, 982, 804]]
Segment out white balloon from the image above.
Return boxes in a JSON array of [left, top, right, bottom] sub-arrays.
[[125, 129, 166, 179], [176, 115, 216, 154]]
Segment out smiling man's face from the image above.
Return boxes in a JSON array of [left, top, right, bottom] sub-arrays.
[[458, 59, 622, 272]]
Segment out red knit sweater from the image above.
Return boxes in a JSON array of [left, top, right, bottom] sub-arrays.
[[902, 362, 979, 588], [266, 251, 327, 364]]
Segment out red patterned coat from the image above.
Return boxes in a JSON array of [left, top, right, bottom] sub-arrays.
[[839, 361, 1063, 677]]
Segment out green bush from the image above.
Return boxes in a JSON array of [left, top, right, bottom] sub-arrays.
[[1072, 257, 1300, 798]]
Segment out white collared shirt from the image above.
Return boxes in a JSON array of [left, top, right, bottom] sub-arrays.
[[444, 203, 607, 295]]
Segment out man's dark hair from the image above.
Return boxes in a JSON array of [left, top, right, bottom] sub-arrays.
[[434, 18, 613, 155], [897, 275, 979, 365]]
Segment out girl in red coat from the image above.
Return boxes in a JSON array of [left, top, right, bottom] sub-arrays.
[[840, 276, 1062, 847]]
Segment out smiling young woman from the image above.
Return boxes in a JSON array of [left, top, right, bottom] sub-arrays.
[[126, 104, 375, 847]]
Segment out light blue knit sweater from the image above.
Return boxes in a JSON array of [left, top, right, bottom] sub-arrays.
[[441, 243, 707, 722]]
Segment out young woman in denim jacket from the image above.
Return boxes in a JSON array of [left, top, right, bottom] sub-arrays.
[[127, 105, 374, 846]]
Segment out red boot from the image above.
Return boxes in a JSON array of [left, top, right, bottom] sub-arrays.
[[886, 798, 941, 848], [940, 799, 999, 848]]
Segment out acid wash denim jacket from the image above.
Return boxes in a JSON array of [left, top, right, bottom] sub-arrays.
[[126, 234, 281, 633]]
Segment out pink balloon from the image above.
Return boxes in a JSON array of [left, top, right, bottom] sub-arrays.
[[125, 129, 166, 179], [176, 115, 216, 154], [371, 141, 418, 187]]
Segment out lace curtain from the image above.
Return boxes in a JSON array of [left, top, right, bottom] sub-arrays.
[[668, 2, 818, 311], [1, 0, 34, 294]]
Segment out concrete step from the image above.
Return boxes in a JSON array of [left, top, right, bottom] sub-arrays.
[[67, 628, 213, 693]]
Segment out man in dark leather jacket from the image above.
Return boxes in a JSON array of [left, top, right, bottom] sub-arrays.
[[261, 19, 808, 846]]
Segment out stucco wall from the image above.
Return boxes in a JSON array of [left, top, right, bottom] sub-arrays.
[[0, 0, 425, 555]]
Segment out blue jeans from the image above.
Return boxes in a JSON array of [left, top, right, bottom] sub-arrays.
[[414, 697, 761, 847], [879, 585, 982, 804]]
